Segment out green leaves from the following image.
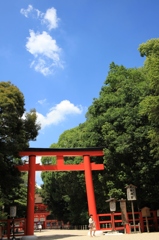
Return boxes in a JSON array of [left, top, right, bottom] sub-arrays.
[[41, 38, 159, 223], [0, 81, 40, 213], [139, 39, 159, 158]]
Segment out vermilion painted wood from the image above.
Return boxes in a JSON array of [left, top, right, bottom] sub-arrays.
[[17, 163, 104, 171], [84, 155, 100, 229], [19, 147, 104, 157], [26, 155, 36, 235], [17, 148, 104, 236]]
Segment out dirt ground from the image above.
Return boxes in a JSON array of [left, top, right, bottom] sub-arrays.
[[33, 229, 159, 240]]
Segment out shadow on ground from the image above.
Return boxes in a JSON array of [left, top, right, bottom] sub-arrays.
[[37, 234, 83, 239]]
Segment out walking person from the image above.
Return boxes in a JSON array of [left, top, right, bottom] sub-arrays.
[[88, 214, 96, 237], [92, 220, 96, 236], [37, 221, 42, 232]]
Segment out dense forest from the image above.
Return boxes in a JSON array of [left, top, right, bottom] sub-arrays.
[[41, 38, 159, 225], [1, 38, 159, 225]]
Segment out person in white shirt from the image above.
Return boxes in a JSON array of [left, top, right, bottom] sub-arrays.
[[89, 214, 96, 237]]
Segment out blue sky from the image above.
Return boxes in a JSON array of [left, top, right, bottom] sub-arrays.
[[1, 0, 159, 185]]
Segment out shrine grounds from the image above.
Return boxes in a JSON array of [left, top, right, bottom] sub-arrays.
[[34, 229, 159, 240]]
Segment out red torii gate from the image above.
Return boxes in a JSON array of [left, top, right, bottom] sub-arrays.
[[17, 147, 104, 237]]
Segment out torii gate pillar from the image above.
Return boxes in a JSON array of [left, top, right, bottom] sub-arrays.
[[26, 155, 36, 235], [18, 148, 104, 238], [84, 155, 99, 229]]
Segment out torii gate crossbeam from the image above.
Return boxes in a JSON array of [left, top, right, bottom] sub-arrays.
[[17, 147, 104, 238]]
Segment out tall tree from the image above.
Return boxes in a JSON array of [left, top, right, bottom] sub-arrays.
[[0, 81, 40, 204], [139, 38, 159, 158], [86, 62, 159, 209], [41, 39, 159, 224]]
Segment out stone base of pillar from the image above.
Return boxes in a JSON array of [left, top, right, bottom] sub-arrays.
[[21, 235, 38, 240]]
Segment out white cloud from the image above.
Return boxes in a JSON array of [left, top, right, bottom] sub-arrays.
[[20, 5, 59, 30], [37, 100, 83, 129], [42, 8, 59, 30], [26, 30, 63, 75], [26, 30, 60, 58], [38, 99, 47, 105], [35, 9, 41, 18], [20, 5, 42, 19], [36, 171, 43, 186], [33, 100, 83, 185], [31, 58, 52, 76], [36, 157, 43, 186], [20, 5, 33, 18], [36, 156, 41, 164], [21, 5, 62, 75]]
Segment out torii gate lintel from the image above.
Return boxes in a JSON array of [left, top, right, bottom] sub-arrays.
[[17, 147, 104, 237]]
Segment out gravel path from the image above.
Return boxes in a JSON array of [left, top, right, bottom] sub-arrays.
[[34, 229, 159, 240]]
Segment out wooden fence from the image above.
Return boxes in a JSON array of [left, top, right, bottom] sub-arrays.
[[98, 210, 159, 233], [0, 210, 159, 238]]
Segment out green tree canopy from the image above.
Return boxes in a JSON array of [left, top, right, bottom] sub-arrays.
[[41, 38, 159, 224], [0, 81, 40, 208], [139, 38, 159, 158]]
